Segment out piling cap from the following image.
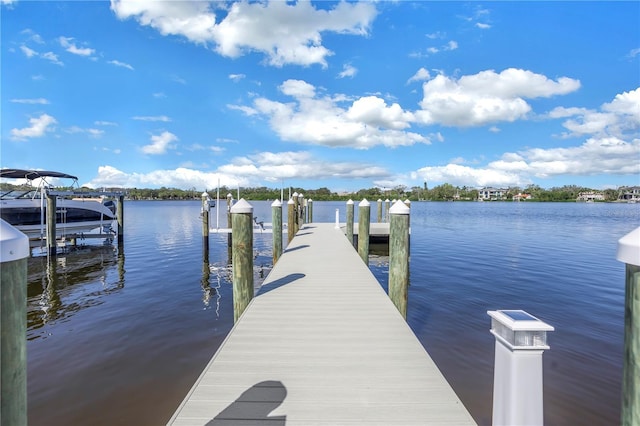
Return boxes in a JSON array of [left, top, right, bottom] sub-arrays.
[[287, 198, 295, 205], [0, 219, 30, 262], [389, 200, 410, 215], [377, 199, 382, 202], [617, 226, 640, 266], [292, 192, 298, 197], [201, 192, 209, 198], [230, 198, 253, 214], [347, 199, 354, 205], [359, 198, 370, 207], [271, 199, 282, 207]]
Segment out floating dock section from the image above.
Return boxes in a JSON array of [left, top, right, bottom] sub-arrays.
[[169, 222, 475, 425]]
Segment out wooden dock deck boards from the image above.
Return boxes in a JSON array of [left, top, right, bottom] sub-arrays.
[[169, 222, 475, 425]]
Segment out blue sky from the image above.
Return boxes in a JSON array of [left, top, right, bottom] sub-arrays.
[[2, 1, 639, 192]]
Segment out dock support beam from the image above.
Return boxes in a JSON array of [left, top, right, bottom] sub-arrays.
[[357, 199, 370, 265], [346, 199, 354, 246], [46, 192, 57, 256], [0, 220, 29, 426], [117, 194, 124, 244], [617, 227, 640, 426], [389, 200, 410, 319], [272, 200, 282, 265], [231, 199, 254, 322], [287, 198, 295, 245]]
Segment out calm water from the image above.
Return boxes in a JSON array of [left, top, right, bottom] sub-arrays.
[[26, 200, 639, 425]]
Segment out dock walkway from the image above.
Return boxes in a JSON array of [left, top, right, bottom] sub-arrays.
[[169, 222, 475, 425]]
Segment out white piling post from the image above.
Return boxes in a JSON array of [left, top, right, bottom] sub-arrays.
[[488, 310, 554, 426], [617, 226, 640, 426], [334, 208, 340, 229]]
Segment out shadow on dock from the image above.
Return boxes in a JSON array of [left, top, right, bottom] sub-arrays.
[[283, 244, 309, 254], [207, 380, 287, 426], [257, 273, 305, 296]]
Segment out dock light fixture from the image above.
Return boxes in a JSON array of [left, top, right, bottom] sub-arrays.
[[488, 309, 554, 426]]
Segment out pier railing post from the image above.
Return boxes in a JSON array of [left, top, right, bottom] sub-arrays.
[[358, 199, 370, 265], [287, 198, 295, 245], [0, 220, 29, 426], [346, 199, 354, 246], [488, 310, 554, 426], [45, 191, 57, 256], [617, 227, 640, 426], [272, 200, 282, 264], [117, 194, 124, 243], [231, 199, 254, 322], [377, 199, 382, 223], [389, 200, 410, 318], [308, 199, 313, 223]]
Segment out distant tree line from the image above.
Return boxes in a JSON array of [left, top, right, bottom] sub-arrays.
[[0, 182, 629, 202]]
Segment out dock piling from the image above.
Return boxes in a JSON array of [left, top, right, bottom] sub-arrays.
[[0, 220, 29, 426], [377, 199, 383, 223], [201, 192, 210, 248], [117, 194, 124, 243], [287, 198, 295, 245], [308, 198, 313, 223], [389, 200, 410, 318], [231, 199, 254, 322], [385, 199, 390, 222], [357, 199, 370, 265], [271, 200, 282, 264], [46, 192, 57, 256], [346, 199, 354, 246], [617, 227, 640, 426]]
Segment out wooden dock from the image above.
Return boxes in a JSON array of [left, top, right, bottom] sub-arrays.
[[169, 222, 475, 425]]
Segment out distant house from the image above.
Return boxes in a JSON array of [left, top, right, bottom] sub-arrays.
[[478, 187, 508, 201], [618, 186, 640, 203], [576, 191, 605, 202], [513, 193, 532, 201]]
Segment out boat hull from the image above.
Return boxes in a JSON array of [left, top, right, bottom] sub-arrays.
[[0, 198, 116, 239]]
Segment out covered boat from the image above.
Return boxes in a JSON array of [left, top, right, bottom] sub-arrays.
[[0, 169, 117, 240]]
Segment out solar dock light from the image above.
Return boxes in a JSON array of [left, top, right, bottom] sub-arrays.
[[488, 309, 554, 426]]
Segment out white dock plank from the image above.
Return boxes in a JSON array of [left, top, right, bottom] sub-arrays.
[[169, 223, 476, 425]]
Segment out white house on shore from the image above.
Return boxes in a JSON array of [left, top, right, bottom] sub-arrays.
[[478, 187, 509, 201], [618, 186, 640, 203]]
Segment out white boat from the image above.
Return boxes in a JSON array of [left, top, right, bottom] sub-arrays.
[[0, 169, 117, 240]]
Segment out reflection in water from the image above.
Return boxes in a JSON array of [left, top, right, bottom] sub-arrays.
[[26, 245, 125, 340]]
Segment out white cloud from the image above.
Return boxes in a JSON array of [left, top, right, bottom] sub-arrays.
[[476, 23, 491, 29], [416, 68, 581, 126], [10, 98, 49, 104], [407, 67, 431, 84], [232, 79, 429, 149], [109, 59, 134, 70], [41, 51, 63, 66], [10, 114, 57, 140], [229, 73, 245, 82], [132, 115, 171, 122], [95, 120, 118, 126], [86, 150, 391, 189], [627, 48, 640, 59], [65, 126, 105, 138], [59, 36, 95, 56], [20, 45, 37, 58], [141, 131, 178, 154], [338, 64, 357, 79], [551, 87, 640, 139], [110, 0, 378, 67]]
